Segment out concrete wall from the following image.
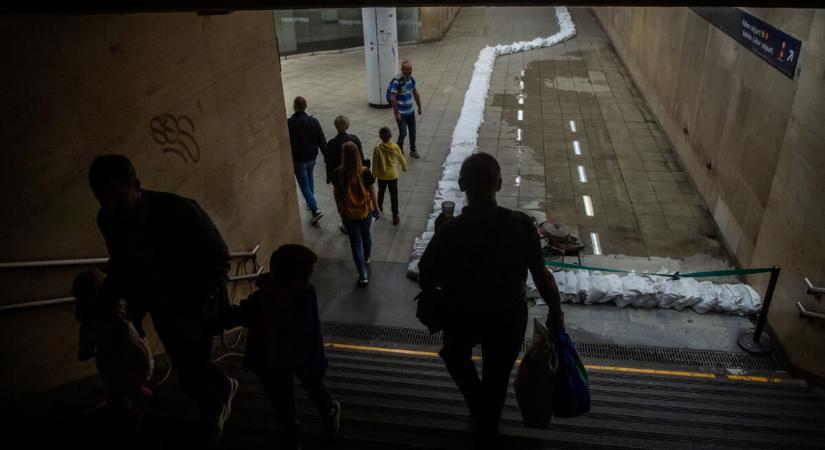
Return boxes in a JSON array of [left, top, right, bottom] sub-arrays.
[[0, 11, 302, 398], [594, 8, 825, 378], [419, 6, 461, 42]]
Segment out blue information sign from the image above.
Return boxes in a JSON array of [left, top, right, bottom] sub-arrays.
[[692, 7, 802, 79]]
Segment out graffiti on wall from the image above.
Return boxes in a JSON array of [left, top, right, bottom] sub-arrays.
[[150, 114, 200, 163]]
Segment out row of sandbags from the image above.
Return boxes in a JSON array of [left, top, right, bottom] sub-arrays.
[[406, 9, 577, 280], [550, 270, 762, 316]]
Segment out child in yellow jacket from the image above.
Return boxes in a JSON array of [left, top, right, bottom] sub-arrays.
[[372, 126, 408, 225]]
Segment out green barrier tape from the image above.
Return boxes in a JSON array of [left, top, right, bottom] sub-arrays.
[[545, 260, 774, 279], [545, 260, 631, 274], [679, 268, 774, 278]]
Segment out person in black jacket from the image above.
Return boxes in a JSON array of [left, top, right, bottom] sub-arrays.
[[88, 154, 238, 444], [288, 96, 327, 224], [418, 153, 564, 449], [229, 245, 340, 449], [324, 115, 368, 234]]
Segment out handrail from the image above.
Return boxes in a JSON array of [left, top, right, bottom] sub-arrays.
[[0, 266, 264, 313], [797, 302, 825, 320], [0, 245, 261, 270]]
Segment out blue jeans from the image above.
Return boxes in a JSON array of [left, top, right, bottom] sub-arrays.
[[293, 160, 318, 213], [342, 217, 372, 278], [396, 113, 416, 153]]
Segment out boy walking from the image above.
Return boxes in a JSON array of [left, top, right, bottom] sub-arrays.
[[230, 245, 340, 449], [372, 126, 407, 225]]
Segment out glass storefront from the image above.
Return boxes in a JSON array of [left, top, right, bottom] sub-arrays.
[[273, 8, 420, 56]]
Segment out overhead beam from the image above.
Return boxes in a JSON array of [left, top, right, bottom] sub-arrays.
[[1, 1, 816, 15]]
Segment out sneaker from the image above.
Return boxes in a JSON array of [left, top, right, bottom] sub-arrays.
[[310, 210, 324, 224], [392, 216, 400, 225], [322, 401, 341, 436], [410, 150, 420, 159], [365, 256, 371, 264], [357, 276, 369, 286], [208, 377, 239, 444], [339, 224, 347, 234]]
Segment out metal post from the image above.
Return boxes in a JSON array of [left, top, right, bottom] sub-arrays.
[[738, 265, 780, 354]]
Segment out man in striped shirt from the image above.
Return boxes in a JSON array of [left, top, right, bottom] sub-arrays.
[[390, 60, 423, 159]]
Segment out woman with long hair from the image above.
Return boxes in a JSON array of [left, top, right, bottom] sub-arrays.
[[333, 142, 379, 285]]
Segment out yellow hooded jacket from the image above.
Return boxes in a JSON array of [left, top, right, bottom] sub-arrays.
[[371, 141, 408, 181]]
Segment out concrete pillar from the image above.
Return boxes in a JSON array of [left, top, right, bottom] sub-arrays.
[[362, 7, 398, 108]]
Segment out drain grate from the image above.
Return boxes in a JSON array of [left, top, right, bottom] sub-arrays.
[[322, 321, 444, 346], [574, 342, 778, 371], [321, 321, 779, 370]]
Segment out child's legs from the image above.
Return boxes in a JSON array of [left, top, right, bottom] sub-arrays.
[[358, 217, 372, 261], [377, 179, 388, 211], [259, 370, 299, 435], [296, 369, 334, 417], [343, 219, 367, 277], [388, 178, 399, 217]]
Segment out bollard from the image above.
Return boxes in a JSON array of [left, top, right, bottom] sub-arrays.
[[737, 265, 780, 354]]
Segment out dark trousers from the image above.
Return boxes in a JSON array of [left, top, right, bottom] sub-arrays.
[[439, 302, 528, 435], [377, 178, 399, 218], [258, 367, 334, 444], [342, 217, 372, 278], [396, 113, 416, 153], [152, 310, 230, 421]]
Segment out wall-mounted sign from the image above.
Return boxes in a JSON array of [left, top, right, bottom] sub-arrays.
[[691, 7, 802, 79]]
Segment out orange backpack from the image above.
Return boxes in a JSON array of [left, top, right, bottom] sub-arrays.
[[341, 168, 372, 220]]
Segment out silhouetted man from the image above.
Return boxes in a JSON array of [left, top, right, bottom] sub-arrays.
[[288, 96, 327, 224], [88, 154, 238, 444], [418, 152, 564, 447]]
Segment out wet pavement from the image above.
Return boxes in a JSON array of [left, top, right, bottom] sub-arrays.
[[482, 9, 727, 260], [280, 7, 753, 352]]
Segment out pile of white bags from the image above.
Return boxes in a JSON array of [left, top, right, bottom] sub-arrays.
[[548, 270, 762, 316]]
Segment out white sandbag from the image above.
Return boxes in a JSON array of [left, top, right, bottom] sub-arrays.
[[673, 278, 702, 310], [602, 274, 624, 303], [714, 284, 741, 314], [728, 284, 762, 315], [563, 271, 580, 303], [617, 273, 643, 308], [692, 281, 719, 314], [628, 275, 657, 308], [575, 270, 591, 303], [658, 278, 684, 309], [587, 272, 608, 304], [635, 279, 660, 308]]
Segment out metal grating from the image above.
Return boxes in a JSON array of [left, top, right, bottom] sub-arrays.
[[321, 321, 779, 370]]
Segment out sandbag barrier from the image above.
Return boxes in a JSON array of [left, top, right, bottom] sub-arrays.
[[542, 261, 781, 355]]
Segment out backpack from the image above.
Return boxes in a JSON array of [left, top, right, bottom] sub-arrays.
[[385, 74, 405, 104], [341, 167, 372, 220]]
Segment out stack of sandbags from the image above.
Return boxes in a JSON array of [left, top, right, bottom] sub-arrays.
[[547, 270, 762, 316]]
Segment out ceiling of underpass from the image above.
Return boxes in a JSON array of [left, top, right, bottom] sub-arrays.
[[1, 1, 814, 14]]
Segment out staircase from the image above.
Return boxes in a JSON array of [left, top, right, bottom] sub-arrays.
[[18, 327, 825, 449], [213, 334, 825, 449]]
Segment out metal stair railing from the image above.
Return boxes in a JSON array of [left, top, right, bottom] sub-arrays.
[[0, 244, 262, 313]]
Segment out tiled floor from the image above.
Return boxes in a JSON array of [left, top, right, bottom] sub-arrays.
[[481, 9, 728, 260], [281, 7, 750, 351], [282, 7, 729, 266]]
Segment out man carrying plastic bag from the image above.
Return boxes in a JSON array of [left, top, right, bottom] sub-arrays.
[[418, 153, 565, 448], [515, 320, 590, 427]]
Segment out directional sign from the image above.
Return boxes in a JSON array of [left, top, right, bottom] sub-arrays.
[[691, 7, 802, 79]]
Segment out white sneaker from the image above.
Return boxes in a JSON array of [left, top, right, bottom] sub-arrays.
[[209, 377, 239, 443]]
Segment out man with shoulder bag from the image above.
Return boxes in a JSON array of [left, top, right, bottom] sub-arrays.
[[418, 153, 564, 448]]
